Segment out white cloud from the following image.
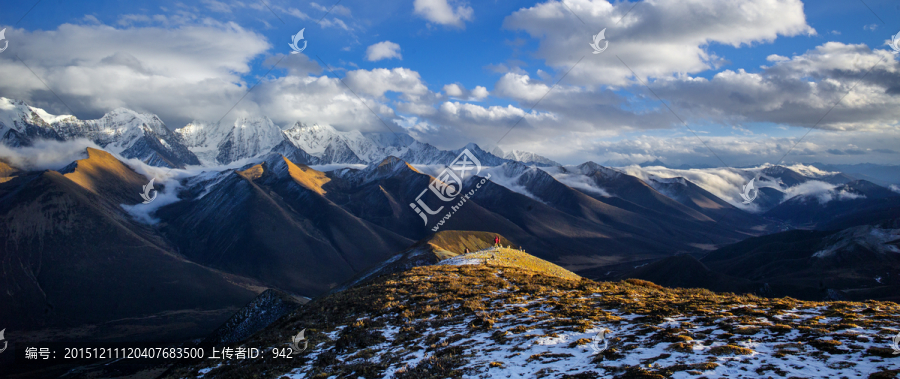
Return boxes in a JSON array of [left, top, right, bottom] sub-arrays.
[[442, 83, 489, 101], [413, 0, 474, 28], [319, 17, 351, 30], [0, 22, 270, 127], [2, 0, 899, 169], [494, 73, 553, 103], [0, 20, 440, 136], [200, 0, 232, 13], [0, 138, 95, 171], [443, 83, 465, 97], [781, 180, 839, 204], [365, 41, 402, 62], [651, 42, 900, 132], [621, 165, 761, 211], [542, 166, 612, 197], [503, 0, 814, 87], [344, 68, 429, 99], [310, 2, 352, 17], [471, 86, 489, 100]]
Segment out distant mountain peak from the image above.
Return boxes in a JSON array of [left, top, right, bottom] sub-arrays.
[[0, 98, 200, 167], [340, 156, 421, 185], [639, 159, 667, 168], [577, 161, 620, 178], [498, 159, 536, 177], [214, 117, 285, 165], [501, 149, 560, 167], [463, 142, 480, 151]]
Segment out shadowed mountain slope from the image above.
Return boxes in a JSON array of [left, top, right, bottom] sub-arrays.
[[157, 155, 412, 297], [0, 165, 259, 333]]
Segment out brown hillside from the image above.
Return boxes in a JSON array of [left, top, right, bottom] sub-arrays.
[[61, 147, 149, 204]]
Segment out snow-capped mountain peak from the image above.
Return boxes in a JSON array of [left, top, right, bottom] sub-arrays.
[[215, 116, 285, 165], [283, 122, 343, 157], [502, 149, 560, 167], [1, 97, 199, 167], [282, 122, 401, 164], [577, 161, 622, 179]]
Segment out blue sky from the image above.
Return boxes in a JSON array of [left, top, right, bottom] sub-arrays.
[[1, 0, 899, 166]]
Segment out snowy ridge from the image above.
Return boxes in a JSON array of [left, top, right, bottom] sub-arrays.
[[0, 97, 199, 167], [2, 98, 558, 169], [175, 262, 900, 378], [813, 224, 900, 258], [502, 149, 560, 167], [174, 120, 233, 166], [214, 117, 284, 165]]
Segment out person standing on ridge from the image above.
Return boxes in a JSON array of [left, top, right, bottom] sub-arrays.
[[494, 236, 500, 246]]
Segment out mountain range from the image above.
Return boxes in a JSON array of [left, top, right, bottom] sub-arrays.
[[3, 97, 900, 376], [0, 97, 557, 168]]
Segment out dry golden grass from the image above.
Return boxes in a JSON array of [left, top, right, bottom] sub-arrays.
[[282, 157, 331, 195], [62, 147, 147, 194], [162, 256, 900, 379], [449, 247, 581, 281], [237, 163, 265, 180]]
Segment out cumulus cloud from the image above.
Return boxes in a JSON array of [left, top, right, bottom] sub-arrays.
[[442, 83, 489, 101], [0, 21, 270, 127], [0, 19, 437, 135], [365, 41, 402, 61], [503, 0, 814, 87], [408, 41, 900, 165], [413, 0, 474, 28], [344, 68, 429, 99], [652, 43, 900, 132]]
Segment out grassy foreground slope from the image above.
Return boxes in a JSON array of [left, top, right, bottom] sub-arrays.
[[441, 246, 580, 281], [337, 231, 518, 289], [164, 248, 900, 379]]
